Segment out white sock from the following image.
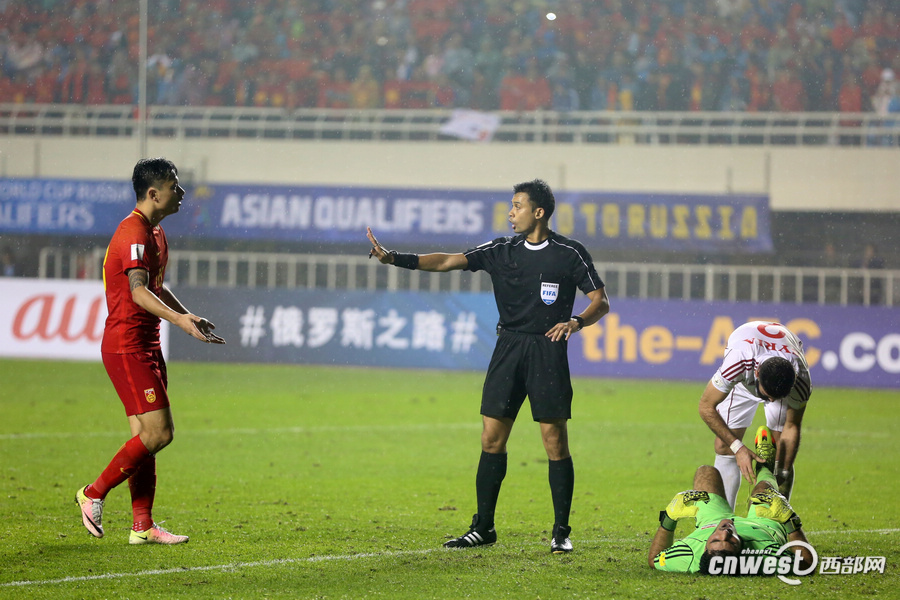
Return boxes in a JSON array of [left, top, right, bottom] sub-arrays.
[[714, 454, 741, 510]]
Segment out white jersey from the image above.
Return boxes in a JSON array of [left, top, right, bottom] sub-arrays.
[[710, 321, 812, 410]]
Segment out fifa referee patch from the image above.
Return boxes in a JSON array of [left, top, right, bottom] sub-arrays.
[[540, 282, 559, 305], [144, 388, 157, 403]]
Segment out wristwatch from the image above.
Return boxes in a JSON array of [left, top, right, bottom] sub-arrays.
[[570, 315, 584, 330]]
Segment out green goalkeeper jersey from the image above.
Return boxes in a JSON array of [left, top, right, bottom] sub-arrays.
[[653, 493, 789, 573]]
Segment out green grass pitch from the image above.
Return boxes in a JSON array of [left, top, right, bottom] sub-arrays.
[[0, 358, 897, 599]]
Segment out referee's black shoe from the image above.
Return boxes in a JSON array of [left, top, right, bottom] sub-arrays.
[[550, 524, 573, 554], [443, 514, 497, 548]]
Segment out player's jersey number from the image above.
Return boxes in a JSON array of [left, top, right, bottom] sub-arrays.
[[757, 323, 786, 339]]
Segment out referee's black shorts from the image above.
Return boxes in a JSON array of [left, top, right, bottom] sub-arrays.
[[480, 329, 573, 422]]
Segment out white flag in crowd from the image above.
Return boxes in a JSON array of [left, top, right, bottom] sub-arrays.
[[440, 110, 501, 142]]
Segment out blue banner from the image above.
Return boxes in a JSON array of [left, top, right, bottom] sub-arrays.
[[0, 178, 133, 234], [170, 288, 899, 389], [567, 298, 900, 389], [0, 178, 772, 253]]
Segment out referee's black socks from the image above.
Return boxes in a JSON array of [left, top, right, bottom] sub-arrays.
[[475, 450, 507, 530], [548, 456, 574, 527]]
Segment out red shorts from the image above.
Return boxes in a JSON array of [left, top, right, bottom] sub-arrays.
[[102, 350, 170, 416]]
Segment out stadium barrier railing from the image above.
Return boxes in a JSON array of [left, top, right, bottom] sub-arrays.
[[39, 246, 897, 307], [3, 103, 900, 146]]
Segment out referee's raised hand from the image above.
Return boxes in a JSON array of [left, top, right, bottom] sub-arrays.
[[366, 227, 393, 264]]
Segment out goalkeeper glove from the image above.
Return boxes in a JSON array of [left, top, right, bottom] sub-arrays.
[[750, 489, 803, 533], [659, 490, 710, 531]]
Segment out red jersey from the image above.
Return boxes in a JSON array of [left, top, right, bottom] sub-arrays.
[[101, 210, 168, 353]]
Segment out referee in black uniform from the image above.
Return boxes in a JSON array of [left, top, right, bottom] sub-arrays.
[[367, 179, 609, 553]]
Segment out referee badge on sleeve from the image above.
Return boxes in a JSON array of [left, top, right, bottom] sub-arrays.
[[541, 282, 559, 305]]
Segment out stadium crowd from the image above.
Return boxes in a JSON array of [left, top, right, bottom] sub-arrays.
[[1, 0, 899, 115]]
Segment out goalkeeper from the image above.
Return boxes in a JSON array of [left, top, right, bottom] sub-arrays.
[[648, 426, 813, 574]]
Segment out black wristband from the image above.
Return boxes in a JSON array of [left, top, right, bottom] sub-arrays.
[[659, 510, 677, 532], [570, 315, 584, 329], [784, 513, 802, 534], [390, 251, 419, 270]]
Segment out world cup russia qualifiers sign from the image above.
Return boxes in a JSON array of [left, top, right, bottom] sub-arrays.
[[0, 179, 772, 254]]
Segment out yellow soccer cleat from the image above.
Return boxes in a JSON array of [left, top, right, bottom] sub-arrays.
[[754, 425, 776, 476], [129, 523, 189, 545]]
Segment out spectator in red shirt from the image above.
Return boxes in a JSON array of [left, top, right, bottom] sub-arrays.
[[501, 60, 551, 111], [85, 59, 109, 105], [75, 158, 225, 546], [771, 67, 806, 111], [838, 72, 863, 114], [319, 68, 352, 108], [31, 60, 62, 103], [838, 71, 863, 144], [745, 62, 772, 111], [857, 9, 885, 50], [740, 12, 774, 50], [61, 49, 90, 104], [431, 73, 456, 107], [830, 12, 856, 53]]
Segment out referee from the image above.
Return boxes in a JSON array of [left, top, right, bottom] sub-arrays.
[[367, 179, 609, 553]]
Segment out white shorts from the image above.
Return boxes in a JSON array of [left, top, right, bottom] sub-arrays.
[[716, 385, 789, 432]]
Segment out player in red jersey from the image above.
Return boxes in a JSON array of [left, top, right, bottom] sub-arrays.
[[76, 157, 225, 545]]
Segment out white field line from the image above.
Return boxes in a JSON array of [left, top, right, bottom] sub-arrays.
[[2, 530, 897, 588], [0, 548, 437, 588]]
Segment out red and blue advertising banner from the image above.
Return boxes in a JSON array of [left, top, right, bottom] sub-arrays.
[[0, 179, 772, 253], [1, 279, 895, 388], [169, 288, 899, 389]]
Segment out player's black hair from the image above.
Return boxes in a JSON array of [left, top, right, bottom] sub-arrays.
[[698, 548, 744, 576], [132, 157, 178, 202], [513, 178, 555, 219], [758, 356, 796, 399]]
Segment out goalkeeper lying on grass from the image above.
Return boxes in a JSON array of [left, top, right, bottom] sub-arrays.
[[649, 426, 814, 575]]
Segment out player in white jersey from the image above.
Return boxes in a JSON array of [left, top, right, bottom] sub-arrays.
[[698, 321, 812, 510]]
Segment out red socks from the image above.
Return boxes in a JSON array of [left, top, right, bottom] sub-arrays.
[[85, 435, 151, 499], [129, 455, 156, 532], [85, 435, 158, 531]]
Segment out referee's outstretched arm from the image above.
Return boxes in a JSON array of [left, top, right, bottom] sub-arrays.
[[366, 227, 468, 272]]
